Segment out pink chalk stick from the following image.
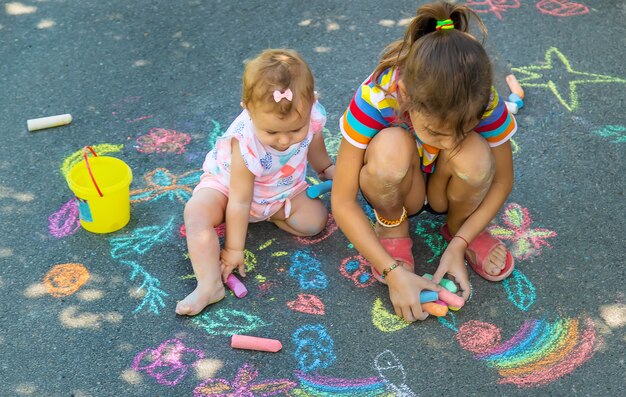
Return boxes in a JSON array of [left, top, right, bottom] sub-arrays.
[[438, 289, 465, 309], [231, 334, 282, 352], [226, 274, 248, 298], [506, 74, 525, 99]]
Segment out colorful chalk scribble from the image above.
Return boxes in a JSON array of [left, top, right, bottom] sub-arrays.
[[371, 298, 410, 333], [192, 308, 268, 336], [339, 255, 376, 288], [455, 317, 601, 387], [132, 339, 204, 386], [374, 350, 416, 396], [120, 260, 169, 314], [502, 269, 536, 312], [136, 128, 192, 154], [292, 324, 336, 372], [130, 168, 202, 204], [289, 250, 329, 290], [512, 47, 626, 112], [592, 125, 626, 143], [489, 203, 556, 261], [287, 294, 325, 315], [109, 217, 174, 259], [292, 371, 390, 397], [43, 263, 90, 297], [48, 198, 81, 238], [465, 0, 520, 20], [536, 0, 589, 17], [194, 363, 296, 396], [414, 218, 446, 263]]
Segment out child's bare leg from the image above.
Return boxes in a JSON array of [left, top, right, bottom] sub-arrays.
[[360, 127, 425, 239], [270, 190, 328, 237], [427, 133, 506, 275], [176, 188, 227, 316]]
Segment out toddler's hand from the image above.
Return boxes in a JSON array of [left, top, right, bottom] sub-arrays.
[[318, 164, 335, 181], [220, 248, 246, 282], [433, 240, 470, 300], [386, 268, 441, 322]]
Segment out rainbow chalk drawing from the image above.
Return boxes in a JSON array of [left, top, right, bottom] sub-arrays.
[[136, 128, 191, 154], [295, 213, 339, 245], [192, 308, 268, 336], [536, 0, 589, 17], [48, 198, 81, 238], [502, 269, 536, 311], [289, 250, 329, 290], [455, 317, 601, 388], [339, 255, 376, 288], [287, 294, 325, 315], [374, 350, 416, 396], [292, 324, 336, 372], [292, 371, 390, 397], [43, 263, 90, 297], [511, 47, 626, 112], [194, 363, 296, 397], [120, 260, 169, 314], [414, 219, 446, 263], [60, 143, 124, 179], [130, 168, 202, 204], [132, 339, 204, 386], [465, 0, 520, 20], [109, 217, 174, 259], [489, 203, 556, 261]]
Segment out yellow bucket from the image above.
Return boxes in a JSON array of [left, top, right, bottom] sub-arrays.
[[67, 146, 133, 233]]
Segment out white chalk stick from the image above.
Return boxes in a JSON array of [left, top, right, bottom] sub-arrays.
[[504, 101, 518, 115], [27, 114, 72, 131]]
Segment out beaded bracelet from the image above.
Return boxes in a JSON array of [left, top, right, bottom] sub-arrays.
[[381, 262, 400, 279], [373, 207, 408, 228]]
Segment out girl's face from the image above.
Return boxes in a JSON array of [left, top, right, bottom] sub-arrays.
[[249, 107, 310, 152], [408, 110, 469, 150]]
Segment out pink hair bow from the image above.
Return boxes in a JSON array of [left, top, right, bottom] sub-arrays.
[[273, 88, 293, 102]]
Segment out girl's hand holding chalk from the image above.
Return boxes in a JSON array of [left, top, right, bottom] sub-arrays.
[[225, 274, 248, 298], [231, 334, 282, 352], [27, 114, 72, 131], [306, 180, 333, 199]]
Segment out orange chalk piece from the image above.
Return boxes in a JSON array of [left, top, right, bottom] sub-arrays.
[[231, 334, 282, 352], [421, 302, 448, 317], [438, 288, 465, 309], [505, 74, 525, 99]]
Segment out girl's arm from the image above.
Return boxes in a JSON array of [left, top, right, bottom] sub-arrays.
[[221, 139, 255, 279], [454, 141, 514, 242], [307, 130, 335, 179]]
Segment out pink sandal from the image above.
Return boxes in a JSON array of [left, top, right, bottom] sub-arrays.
[[371, 237, 415, 284], [441, 224, 514, 282]]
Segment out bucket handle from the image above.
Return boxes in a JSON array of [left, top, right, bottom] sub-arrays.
[[83, 146, 104, 197]]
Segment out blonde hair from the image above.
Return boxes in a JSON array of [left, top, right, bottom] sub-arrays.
[[242, 49, 315, 119], [373, 1, 492, 139]]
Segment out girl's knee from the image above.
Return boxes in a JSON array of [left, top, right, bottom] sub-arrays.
[[364, 128, 416, 185], [292, 204, 328, 236], [450, 136, 495, 187]]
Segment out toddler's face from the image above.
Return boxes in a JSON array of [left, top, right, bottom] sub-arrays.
[[250, 109, 310, 152]]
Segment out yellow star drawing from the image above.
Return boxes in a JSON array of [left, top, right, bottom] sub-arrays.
[[512, 47, 626, 111]]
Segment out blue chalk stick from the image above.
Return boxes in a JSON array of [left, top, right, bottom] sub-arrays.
[[306, 180, 333, 199], [420, 290, 438, 303], [508, 93, 524, 109]]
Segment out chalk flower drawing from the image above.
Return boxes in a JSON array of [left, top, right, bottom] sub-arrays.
[[130, 168, 202, 204], [194, 363, 296, 396], [120, 260, 169, 314], [489, 203, 556, 260], [292, 324, 336, 372], [132, 339, 204, 386], [136, 128, 191, 154], [512, 47, 626, 111], [455, 317, 601, 388], [465, 0, 520, 20], [289, 251, 329, 290]]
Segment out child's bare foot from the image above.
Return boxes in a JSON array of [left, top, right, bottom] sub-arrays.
[[465, 244, 507, 276], [175, 282, 225, 316]]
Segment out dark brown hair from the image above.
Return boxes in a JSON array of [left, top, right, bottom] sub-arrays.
[[242, 49, 315, 119], [373, 1, 493, 139]]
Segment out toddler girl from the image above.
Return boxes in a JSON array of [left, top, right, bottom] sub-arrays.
[[177, 49, 335, 316], [332, 1, 517, 322]]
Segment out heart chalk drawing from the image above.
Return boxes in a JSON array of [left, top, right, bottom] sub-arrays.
[[287, 294, 325, 315]]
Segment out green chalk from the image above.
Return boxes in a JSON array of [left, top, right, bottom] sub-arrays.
[[423, 273, 458, 293]]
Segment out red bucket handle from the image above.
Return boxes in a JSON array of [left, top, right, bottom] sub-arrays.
[[83, 146, 104, 197]]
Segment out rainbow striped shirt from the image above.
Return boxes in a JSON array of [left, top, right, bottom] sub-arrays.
[[340, 67, 517, 173]]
